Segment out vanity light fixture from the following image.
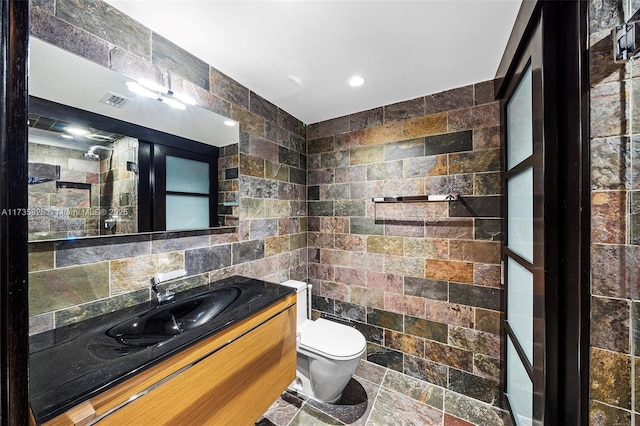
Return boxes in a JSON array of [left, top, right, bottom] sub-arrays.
[[64, 126, 90, 136], [160, 96, 186, 111], [125, 73, 196, 110], [348, 75, 365, 87], [125, 81, 158, 100]]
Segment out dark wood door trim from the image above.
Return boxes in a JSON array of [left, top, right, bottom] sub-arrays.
[[1, 0, 31, 423], [497, 1, 590, 425]]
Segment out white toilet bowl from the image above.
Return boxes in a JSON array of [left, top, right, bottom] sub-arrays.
[[281, 280, 366, 403]]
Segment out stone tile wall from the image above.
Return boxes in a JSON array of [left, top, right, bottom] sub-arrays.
[[28, 142, 101, 239], [28, 0, 307, 333], [589, 0, 640, 423], [306, 82, 505, 423], [99, 136, 138, 236]]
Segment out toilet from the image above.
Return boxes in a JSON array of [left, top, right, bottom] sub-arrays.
[[280, 279, 367, 403]]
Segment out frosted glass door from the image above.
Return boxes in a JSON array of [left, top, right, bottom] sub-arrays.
[[165, 155, 210, 231], [504, 56, 537, 426]]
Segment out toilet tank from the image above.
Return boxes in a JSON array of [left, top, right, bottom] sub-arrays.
[[280, 280, 310, 327]]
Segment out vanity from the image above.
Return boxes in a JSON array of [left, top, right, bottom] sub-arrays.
[[29, 276, 296, 425]]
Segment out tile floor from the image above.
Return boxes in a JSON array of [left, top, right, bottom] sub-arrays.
[[255, 360, 510, 426]]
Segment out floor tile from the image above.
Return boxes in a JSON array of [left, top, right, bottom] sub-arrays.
[[367, 388, 444, 426]]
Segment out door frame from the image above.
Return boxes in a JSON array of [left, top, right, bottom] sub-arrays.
[[495, 1, 590, 424], [1, 0, 31, 423]]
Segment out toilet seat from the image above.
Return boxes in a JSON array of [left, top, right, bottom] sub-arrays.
[[298, 318, 366, 361]]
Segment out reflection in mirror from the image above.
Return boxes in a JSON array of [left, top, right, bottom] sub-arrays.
[[28, 37, 240, 242], [28, 114, 138, 241]]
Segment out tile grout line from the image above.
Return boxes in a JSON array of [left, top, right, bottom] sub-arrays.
[[362, 368, 388, 425]]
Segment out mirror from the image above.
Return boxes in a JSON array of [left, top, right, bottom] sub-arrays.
[[28, 37, 240, 242]]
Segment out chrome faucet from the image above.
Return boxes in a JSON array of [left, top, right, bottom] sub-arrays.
[[152, 284, 175, 304], [151, 269, 186, 304]]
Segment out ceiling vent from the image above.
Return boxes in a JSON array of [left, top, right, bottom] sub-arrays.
[[99, 92, 131, 108]]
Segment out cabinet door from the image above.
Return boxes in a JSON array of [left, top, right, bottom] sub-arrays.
[[98, 307, 296, 425]]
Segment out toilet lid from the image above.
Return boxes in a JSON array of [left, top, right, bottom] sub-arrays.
[[299, 318, 366, 360]]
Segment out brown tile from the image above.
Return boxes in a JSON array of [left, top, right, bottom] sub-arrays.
[[404, 114, 449, 139], [590, 347, 632, 410], [308, 136, 335, 154], [335, 129, 368, 150], [56, 0, 150, 59], [368, 388, 443, 425], [334, 266, 367, 287], [424, 340, 473, 371], [210, 68, 249, 109], [424, 300, 474, 328], [590, 81, 628, 138], [384, 293, 426, 317], [425, 86, 474, 115], [591, 191, 627, 244], [591, 296, 630, 353], [335, 234, 366, 251], [382, 369, 444, 410], [350, 145, 384, 165], [351, 286, 385, 310], [425, 259, 474, 283], [448, 103, 500, 131], [405, 316, 448, 343], [350, 108, 383, 131], [474, 80, 495, 105], [475, 309, 501, 335], [385, 330, 425, 357], [424, 219, 473, 239], [320, 217, 349, 233], [319, 115, 350, 137], [475, 172, 502, 195], [473, 354, 501, 381], [474, 263, 501, 288], [248, 135, 278, 162], [444, 391, 506, 425], [591, 244, 636, 298], [265, 235, 289, 257], [385, 256, 425, 278], [444, 413, 474, 426], [384, 97, 424, 123], [473, 126, 501, 150], [449, 326, 500, 358], [404, 238, 449, 259], [239, 153, 265, 178], [364, 121, 406, 146], [590, 137, 630, 190], [449, 149, 501, 174], [366, 272, 403, 293], [589, 400, 632, 425], [231, 105, 265, 137], [367, 236, 404, 256], [449, 240, 500, 264]]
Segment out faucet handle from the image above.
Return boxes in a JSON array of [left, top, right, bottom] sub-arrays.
[[157, 289, 175, 304]]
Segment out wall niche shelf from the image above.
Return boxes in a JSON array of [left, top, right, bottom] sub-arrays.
[[372, 194, 460, 203]]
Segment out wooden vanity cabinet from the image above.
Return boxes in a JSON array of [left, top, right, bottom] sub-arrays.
[[39, 294, 296, 426]]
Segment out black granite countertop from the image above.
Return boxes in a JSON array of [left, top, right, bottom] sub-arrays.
[[29, 275, 294, 424]]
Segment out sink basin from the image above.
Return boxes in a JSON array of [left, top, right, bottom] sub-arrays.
[[106, 287, 240, 347]]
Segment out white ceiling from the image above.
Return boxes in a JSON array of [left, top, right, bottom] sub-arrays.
[[105, 0, 522, 124]]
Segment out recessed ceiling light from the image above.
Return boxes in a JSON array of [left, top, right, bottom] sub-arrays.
[[224, 120, 237, 127], [348, 75, 365, 87]]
